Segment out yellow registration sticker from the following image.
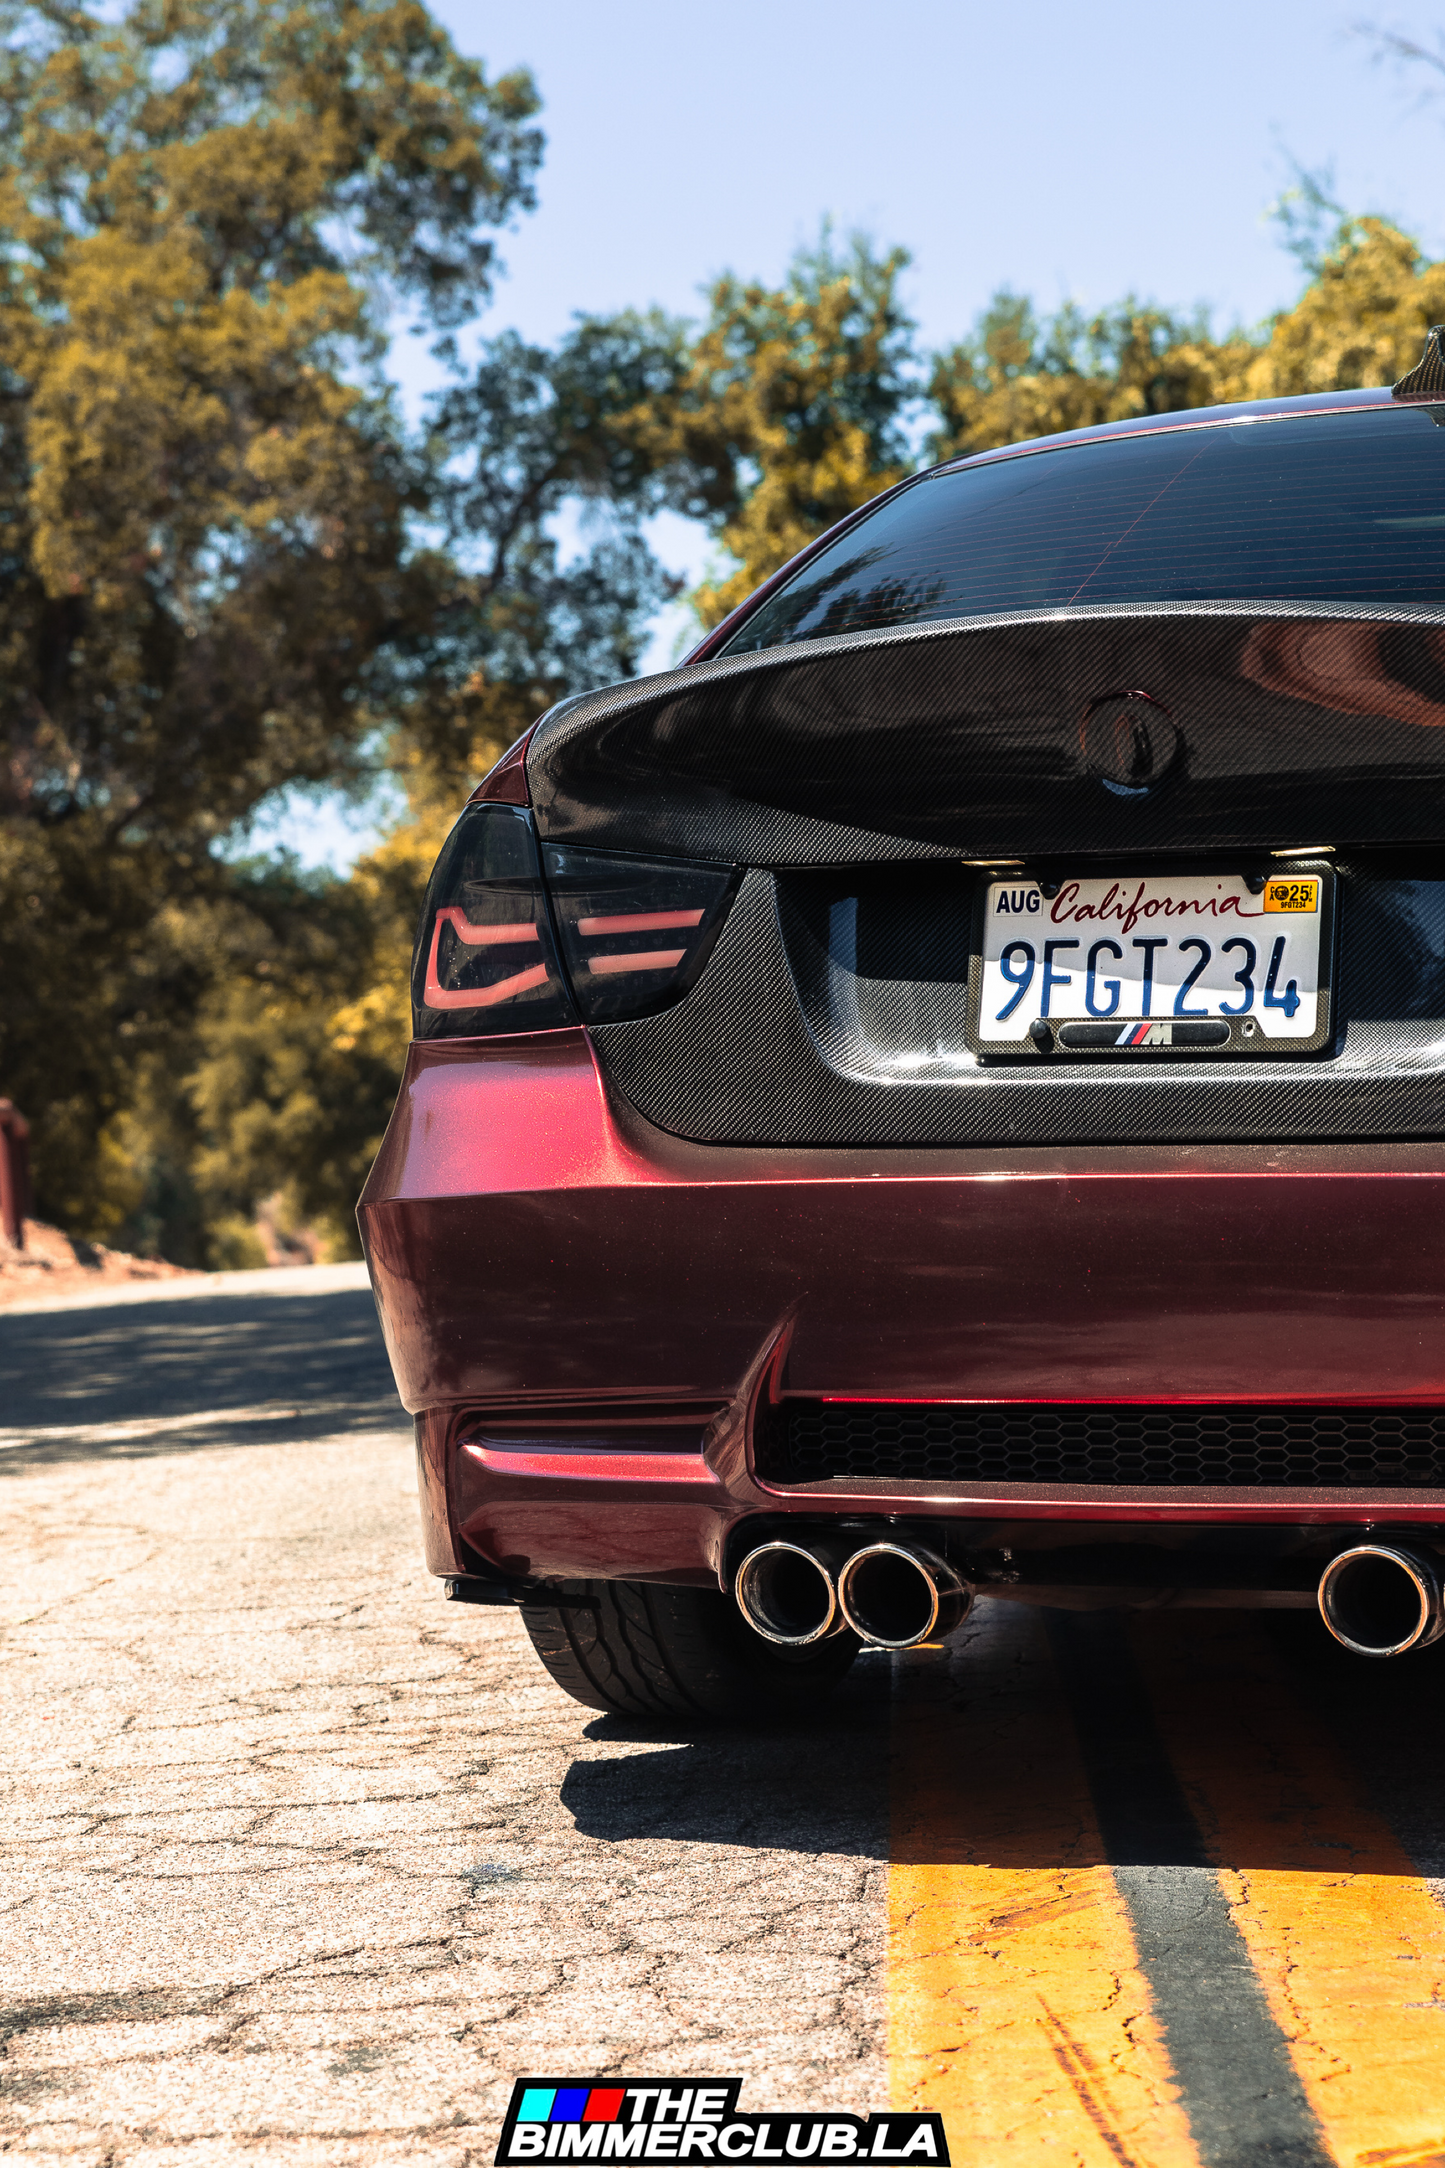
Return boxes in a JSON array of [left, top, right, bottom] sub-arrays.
[[1263, 877, 1320, 913]]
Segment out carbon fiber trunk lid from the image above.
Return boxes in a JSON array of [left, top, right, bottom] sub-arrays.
[[529, 606, 1445, 1147]]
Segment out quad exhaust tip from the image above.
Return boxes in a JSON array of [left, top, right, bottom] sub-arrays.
[[734, 1541, 843, 1646], [837, 1542, 972, 1649], [735, 1538, 974, 1650], [1317, 1543, 1445, 1658]]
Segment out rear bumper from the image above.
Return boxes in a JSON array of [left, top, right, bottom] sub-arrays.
[[357, 1031, 1445, 1586]]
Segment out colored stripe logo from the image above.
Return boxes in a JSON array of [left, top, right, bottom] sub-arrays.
[[497, 2083, 947, 2164], [1115, 1020, 1171, 1046], [517, 2090, 627, 2125]]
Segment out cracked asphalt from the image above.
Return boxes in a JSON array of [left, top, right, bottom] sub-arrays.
[[0, 1277, 888, 2166], [13, 1276, 1445, 2164]]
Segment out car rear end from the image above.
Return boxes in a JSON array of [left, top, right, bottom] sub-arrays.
[[360, 363, 1445, 1690]]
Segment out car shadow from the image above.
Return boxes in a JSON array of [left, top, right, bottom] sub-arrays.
[[557, 1604, 1445, 1880], [1254, 1607, 1445, 1876], [0, 1288, 406, 1466], [559, 1651, 893, 1857]]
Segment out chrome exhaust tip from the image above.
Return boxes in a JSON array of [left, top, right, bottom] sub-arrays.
[[837, 1542, 973, 1650], [1317, 1544, 1445, 1658], [735, 1541, 843, 1646]]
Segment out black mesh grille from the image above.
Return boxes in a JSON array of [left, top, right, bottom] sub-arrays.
[[761, 1402, 1445, 1488]]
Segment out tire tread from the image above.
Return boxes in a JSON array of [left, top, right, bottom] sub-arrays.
[[519, 1579, 858, 1723]]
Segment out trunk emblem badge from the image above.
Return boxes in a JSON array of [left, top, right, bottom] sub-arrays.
[[1081, 691, 1179, 797]]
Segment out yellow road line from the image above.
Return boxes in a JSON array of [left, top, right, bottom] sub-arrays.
[[889, 1605, 1199, 2166], [1136, 1613, 1445, 2168]]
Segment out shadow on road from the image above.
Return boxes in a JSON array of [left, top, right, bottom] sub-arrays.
[[558, 1604, 1445, 1885], [0, 1287, 405, 1465], [560, 1654, 892, 1855]]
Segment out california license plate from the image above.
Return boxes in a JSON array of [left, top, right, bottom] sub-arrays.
[[969, 868, 1334, 1056]]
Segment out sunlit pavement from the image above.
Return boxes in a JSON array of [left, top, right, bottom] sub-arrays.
[[0, 1284, 886, 2165], [892, 1608, 1445, 2165], [6, 1286, 1445, 2163]]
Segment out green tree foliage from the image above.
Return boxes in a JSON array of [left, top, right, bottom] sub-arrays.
[[184, 858, 407, 1262], [7, 5, 1444, 1262], [1242, 216, 1445, 395], [623, 232, 918, 628], [409, 314, 688, 794], [0, 0, 545, 1232], [925, 293, 1254, 462]]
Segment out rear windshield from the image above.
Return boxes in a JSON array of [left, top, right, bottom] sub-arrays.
[[721, 406, 1445, 654]]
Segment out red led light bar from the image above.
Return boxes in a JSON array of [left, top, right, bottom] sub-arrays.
[[575, 909, 705, 937], [423, 908, 548, 1010], [586, 949, 687, 975], [433, 909, 540, 948]]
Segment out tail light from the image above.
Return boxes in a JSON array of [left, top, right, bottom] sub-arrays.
[[412, 805, 736, 1039], [412, 805, 574, 1038], [541, 844, 737, 1024]]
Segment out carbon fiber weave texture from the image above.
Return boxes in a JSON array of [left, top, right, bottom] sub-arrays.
[[528, 602, 1445, 868], [590, 869, 1445, 1148]]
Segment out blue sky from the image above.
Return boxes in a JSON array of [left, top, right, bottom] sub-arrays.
[[432, 0, 1442, 352], [247, 0, 1445, 867]]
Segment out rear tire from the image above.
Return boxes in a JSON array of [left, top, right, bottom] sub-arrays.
[[519, 1579, 861, 1723]]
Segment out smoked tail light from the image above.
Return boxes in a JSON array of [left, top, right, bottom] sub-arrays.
[[541, 843, 737, 1024], [412, 804, 738, 1039], [412, 804, 574, 1038]]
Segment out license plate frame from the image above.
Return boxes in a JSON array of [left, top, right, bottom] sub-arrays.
[[966, 862, 1337, 1060]]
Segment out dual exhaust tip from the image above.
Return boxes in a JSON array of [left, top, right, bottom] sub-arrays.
[[1317, 1543, 1445, 1658], [739, 1535, 1445, 1661], [735, 1539, 972, 1651]]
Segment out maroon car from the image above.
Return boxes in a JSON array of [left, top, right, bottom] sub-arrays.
[[360, 334, 1445, 1718]]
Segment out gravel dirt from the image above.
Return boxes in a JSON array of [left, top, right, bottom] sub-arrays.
[[0, 1223, 199, 1309]]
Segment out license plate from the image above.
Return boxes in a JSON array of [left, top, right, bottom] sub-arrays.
[[969, 868, 1334, 1057]]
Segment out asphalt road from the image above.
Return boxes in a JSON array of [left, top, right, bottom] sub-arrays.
[[0, 1276, 886, 2166], [6, 1277, 1445, 2164]]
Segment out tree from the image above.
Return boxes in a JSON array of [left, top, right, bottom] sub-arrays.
[[926, 212, 1445, 461], [406, 314, 688, 794], [1240, 215, 1445, 394], [620, 231, 919, 628], [176, 315, 691, 1262], [926, 293, 1254, 462], [0, 0, 542, 1229]]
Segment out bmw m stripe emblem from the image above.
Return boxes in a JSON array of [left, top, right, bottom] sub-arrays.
[[1117, 1020, 1176, 1046]]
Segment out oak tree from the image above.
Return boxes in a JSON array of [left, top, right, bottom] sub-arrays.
[[0, 0, 541, 1226]]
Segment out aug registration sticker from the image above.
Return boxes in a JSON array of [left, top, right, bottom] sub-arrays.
[[972, 871, 1328, 1050]]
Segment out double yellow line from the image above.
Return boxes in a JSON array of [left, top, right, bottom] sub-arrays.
[[888, 1605, 1445, 2165]]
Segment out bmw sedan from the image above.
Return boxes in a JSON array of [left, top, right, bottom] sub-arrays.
[[359, 331, 1445, 1717]]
